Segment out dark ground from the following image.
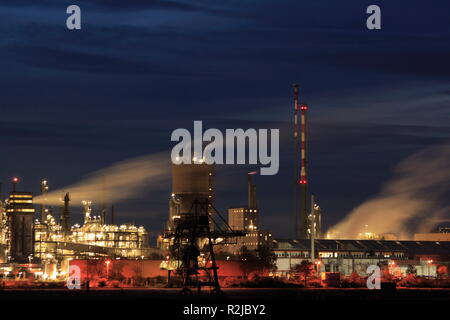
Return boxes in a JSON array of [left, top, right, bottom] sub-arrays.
[[1, 288, 447, 318], [0, 287, 448, 300]]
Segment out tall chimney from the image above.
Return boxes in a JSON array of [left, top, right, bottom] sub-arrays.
[[293, 84, 310, 239], [12, 177, 19, 192], [61, 192, 70, 234], [40, 180, 48, 223], [247, 172, 257, 209]]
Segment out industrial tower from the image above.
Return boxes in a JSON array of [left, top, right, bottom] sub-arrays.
[[6, 178, 35, 263], [293, 84, 310, 239], [60, 193, 70, 234], [163, 198, 244, 295]]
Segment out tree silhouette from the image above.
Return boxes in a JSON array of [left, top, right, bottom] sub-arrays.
[[292, 260, 314, 286], [238, 245, 277, 279]]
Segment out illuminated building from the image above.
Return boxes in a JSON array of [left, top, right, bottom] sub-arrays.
[[34, 200, 150, 262], [228, 207, 259, 232], [273, 239, 449, 278], [0, 179, 153, 270], [0, 197, 8, 263], [30, 178, 153, 263], [223, 231, 273, 254], [5, 186, 35, 263], [228, 173, 259, 232], [223, 173, 273, 254]]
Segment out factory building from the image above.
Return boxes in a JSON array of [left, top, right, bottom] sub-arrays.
[[228, 207, 259, 232], [273, 239, 449, 278], [34, 215, 150, 263], [228, 172, 259, 232], [223, 231, 273, 254], [5, 186, 35, 263], [0, 178, 153, 279], [158, 161, 214, 249], [222, 173, 272, 254], [33, 194, 150, 263]]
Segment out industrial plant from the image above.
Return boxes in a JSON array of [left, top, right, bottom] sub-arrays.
[[0, 178, 153, 280], [0, 85, 448, 293]]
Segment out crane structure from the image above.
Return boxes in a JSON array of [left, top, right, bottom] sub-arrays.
[[163, 198, 245, 295]]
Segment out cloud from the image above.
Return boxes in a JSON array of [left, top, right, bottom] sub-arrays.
[[0, 0, 240, 16], [328, 142, 450, 239], [3, 44, 211, 76], [313, 49, 450, 79], [34, 152, 170, 206]]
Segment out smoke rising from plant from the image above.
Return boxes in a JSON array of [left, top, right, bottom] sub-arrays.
[[34, 152, 170, 207], [328, 143, 450, 240]]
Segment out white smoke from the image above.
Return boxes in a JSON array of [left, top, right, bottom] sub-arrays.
[[34, 152, 170, 206], [328, 142, 450, 239]]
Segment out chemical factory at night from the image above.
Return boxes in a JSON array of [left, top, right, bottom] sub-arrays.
[[0, 86, 448, 293]]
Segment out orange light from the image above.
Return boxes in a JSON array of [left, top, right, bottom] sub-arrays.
[[12, 177, 19, 183], [105, 260, 111, 266]]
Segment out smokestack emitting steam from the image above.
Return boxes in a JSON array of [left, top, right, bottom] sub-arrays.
[[329, 143, 450, 239], [40, 180, 48, 223], [34, 152, 169, 206]]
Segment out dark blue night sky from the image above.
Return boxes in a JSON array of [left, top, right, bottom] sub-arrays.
[[1, 1, 449, 240]]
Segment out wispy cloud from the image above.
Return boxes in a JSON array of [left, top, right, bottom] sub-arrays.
[[329, 143, 450, 239]]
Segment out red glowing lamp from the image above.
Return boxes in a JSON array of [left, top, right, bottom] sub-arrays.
[[12, 177, 19, 183], [296, 103, 309, 111]]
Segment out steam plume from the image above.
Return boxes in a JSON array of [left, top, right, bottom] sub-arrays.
[[328, 143, 450, 239], [34, 152, 170, 206]]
